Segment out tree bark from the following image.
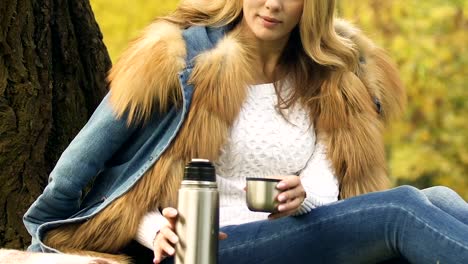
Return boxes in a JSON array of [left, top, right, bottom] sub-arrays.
[[0, 0, 111, 249]]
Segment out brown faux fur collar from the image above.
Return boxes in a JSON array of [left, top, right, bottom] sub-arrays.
[[44, 20, 405, 261]]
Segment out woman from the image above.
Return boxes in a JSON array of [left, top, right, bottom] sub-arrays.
[[23, 0, 468, 263]]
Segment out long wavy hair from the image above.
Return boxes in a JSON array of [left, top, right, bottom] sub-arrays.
[[161, 0, 359, 114]]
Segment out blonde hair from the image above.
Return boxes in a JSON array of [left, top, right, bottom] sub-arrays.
[[162, 0, 359, 114]]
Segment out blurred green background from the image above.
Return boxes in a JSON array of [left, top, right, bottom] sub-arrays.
[[90, 0, 468, 199]]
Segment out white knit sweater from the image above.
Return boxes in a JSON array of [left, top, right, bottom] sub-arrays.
[[135, 83, 339, 249]]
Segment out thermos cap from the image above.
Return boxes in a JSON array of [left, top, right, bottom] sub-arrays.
[[184, 159, 216, 182]]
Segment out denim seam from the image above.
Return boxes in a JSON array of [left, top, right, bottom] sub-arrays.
[[220, 204, 468, 252], [394, 204, 468, 251]]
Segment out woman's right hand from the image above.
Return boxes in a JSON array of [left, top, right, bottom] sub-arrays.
[[153, 207, 228, 264], [153, 207, 179, 264]]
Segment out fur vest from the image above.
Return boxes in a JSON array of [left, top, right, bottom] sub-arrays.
[[44, 20, 405, 261]]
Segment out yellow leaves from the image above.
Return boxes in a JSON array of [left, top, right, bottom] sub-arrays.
[[418, 130, 431, 143], [431, 6, 457, 21], [90, 0, 179, 61], [391, 144, 449, 181], [458, 149, 468, 164]]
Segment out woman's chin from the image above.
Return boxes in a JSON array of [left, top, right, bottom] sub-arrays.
[[252, 30, 287, 42]]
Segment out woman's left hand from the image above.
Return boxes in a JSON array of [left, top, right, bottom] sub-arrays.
[[268, 175, 306, 220]]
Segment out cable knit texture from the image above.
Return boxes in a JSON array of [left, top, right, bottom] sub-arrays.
[[215, 83, 338, 224], [136, 83, 339, 247]]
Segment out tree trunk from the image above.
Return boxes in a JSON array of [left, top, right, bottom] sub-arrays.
[[0, 0, 111, 249]]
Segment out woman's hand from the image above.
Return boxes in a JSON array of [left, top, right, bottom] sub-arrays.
[[153, 207, 178, 264], [268, 175, 306, 220], [153, 207, 228, 264]]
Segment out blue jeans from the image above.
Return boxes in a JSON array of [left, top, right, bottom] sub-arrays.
[[163, 186, 468, 264]]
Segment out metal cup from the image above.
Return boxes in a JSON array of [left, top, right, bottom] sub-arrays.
[[245, 177, 281, 212]]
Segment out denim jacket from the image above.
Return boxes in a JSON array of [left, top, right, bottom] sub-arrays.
[[23, 25, 228, 252]]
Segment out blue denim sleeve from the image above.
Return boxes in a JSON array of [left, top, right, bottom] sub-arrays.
[[22, 93, 137, 246]]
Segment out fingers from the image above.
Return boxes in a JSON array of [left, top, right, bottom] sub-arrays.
[[219, 232, 228, 240], [275, 174, 305, 204], [154, 209, 228, 263], [277, 188, 305, 203], [162, 207, 178, 224], [276, 189, 305, 214], [154, 208, 179, 264], [161, 225, 179, 244], [157, 234, 176, 255], [154, 227, 177, 262], [162, 207, 178, 217], [154, 225, 178, 263], [277, 196, 303, 212], [269, 176, 306, 219], [275, 175, 301, 191], [268, 197, 302, 220]]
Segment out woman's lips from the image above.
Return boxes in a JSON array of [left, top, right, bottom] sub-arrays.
[[259, 15, 281, 28]]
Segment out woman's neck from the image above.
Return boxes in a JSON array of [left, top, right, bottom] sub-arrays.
[[236, 20, 290, 84]]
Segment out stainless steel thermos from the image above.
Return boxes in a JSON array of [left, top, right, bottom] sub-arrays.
[[175, 159, 219, 264]]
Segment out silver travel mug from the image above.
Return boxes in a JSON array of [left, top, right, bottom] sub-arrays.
[[175, 159, 219, 264]]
